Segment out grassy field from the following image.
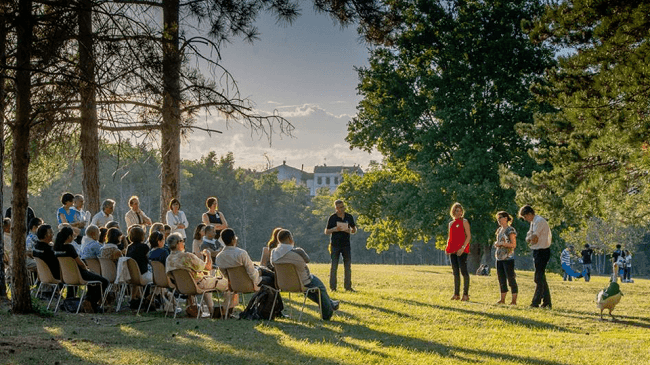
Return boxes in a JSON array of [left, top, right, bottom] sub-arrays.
[[1, 264, 649, 365]]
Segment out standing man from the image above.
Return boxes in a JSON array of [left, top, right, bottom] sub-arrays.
[[581, 244, 594, 282], [519, 205, 552, 309], [325, 200, 357, 292]]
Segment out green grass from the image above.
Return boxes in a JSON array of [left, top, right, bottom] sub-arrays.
[[1, 264, 649, 364]]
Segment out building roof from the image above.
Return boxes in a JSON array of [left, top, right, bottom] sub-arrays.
[[313, 165, 363, 174], [265, 161, 304, 175]]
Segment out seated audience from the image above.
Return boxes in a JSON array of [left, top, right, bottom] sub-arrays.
[[98, 227, 108, 244], [200, 225, 223, 261], [54, 226, 109, 312], [191, 223, 206, 255], [271, 229, 339, 320], [80, 225, 102, 260], [32, 224, 59, 280], [165, 232, 232, 317], [148, 231, 169, 265], [100, 228, 123, 262], [126, 225, 153, 283], [3, 218, 12, 268], [26, 217, 43, 253], [262, 227, 282, 269], [216, 228, 279, 291]]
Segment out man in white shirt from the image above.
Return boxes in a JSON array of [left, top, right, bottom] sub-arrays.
[[215, 228, 261, 289], [519, 205, 552, 309], [91, 199, 115, 228]]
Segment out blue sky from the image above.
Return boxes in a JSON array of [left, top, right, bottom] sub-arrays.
[[181, 8, 382, 172]]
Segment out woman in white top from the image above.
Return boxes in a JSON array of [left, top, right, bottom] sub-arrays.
[[165, 198, 189, 239]]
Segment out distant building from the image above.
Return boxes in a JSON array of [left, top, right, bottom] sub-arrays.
[[263, 162, 363, 196], [311, 164, 363, 196]]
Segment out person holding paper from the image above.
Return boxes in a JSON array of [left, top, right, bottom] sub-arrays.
[[325, 199, 357, 292]]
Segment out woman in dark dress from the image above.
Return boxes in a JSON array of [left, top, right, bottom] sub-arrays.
[[201, 196, 228, 241], [54, 226, 108, 312]]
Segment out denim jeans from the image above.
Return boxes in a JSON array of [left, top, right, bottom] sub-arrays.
[[330, 245, 352, 291], [582, 263, 592, 282], [305, 275, 335, 320]]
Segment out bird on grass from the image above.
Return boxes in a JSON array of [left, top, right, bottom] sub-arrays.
[[596, 280, 623, 320]]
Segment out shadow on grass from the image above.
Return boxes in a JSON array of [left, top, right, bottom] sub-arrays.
[[378, 295, 574, 333], [263, 310, 571, 365], [342, 300, 417, 319]]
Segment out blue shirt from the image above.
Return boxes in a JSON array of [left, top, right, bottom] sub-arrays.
[[57, 206, 78, 225], [80, 239, 102, 260]]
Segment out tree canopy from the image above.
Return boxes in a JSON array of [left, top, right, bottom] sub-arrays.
[[340, 0, 553, 258], [520, 0, 650, 226]]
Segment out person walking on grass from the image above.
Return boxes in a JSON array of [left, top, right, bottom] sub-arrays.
[[494, 211, 518, 305], [446, 202, 471, 301], [519, 205, 552, 309]]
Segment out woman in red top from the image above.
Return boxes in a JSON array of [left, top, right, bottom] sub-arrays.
[[446, 202, 471, 301]]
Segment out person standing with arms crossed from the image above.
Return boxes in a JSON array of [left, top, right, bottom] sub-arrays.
[[519, 205, 552, 309], [325, 200, 357, 292]]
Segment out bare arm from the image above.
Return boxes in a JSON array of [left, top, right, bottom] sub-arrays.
[[456, 219, 471, 255], [75, 256, 88, 270], [202, 250, 212, 271], [214, 212, 228, 230]]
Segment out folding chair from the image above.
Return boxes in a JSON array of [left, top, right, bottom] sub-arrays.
[[147, 261, 177, 316], [168, 269, 218, 320], [221, 265, 259, 319], [116, 258, 152, 315], [33, 257, 61, 310], [259, 247, 270, 267], [272, 263, 320, 322], [84, 258, 102, 276], [55, 256, 104, 314], [99, 258, 119, 309]]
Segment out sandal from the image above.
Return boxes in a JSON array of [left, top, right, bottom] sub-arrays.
[[461, 295, 470, 301], [451, 295, 461, 300]]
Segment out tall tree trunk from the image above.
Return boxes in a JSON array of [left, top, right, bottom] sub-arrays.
[[78, 0, 100, 215], [11, 0, 34, 314], [160, 0, 181, 221], [0, 2, 7, 299]]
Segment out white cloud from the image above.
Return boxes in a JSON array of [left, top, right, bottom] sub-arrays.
[[181, 103, 382, 171]]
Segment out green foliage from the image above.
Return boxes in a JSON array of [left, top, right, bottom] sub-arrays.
[[343, 0, 553, 252], [3, 130, 80, 196], [524, 0, 650, 225]]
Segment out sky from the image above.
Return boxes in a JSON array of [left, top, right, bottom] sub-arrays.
[[180, 8, 383, 173]]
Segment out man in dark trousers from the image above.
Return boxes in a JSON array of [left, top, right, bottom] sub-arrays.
[[581, 244, 594, 282], [324, 200, 357, 292], [519, 205, 552, 309]]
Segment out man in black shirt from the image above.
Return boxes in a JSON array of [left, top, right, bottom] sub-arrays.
[[32, 225, 58, 280], [324, 200, 357, 292], [581, 244, 594, 282]]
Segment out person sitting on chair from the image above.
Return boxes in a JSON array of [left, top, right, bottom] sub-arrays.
[[80, 225, 102, 260], [271, 229, 339, 320], [165, 232, 233, 318], [216, 228, 276, 289]]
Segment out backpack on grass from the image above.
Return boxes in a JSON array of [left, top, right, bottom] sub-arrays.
[[239, 286, 283, 320]]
